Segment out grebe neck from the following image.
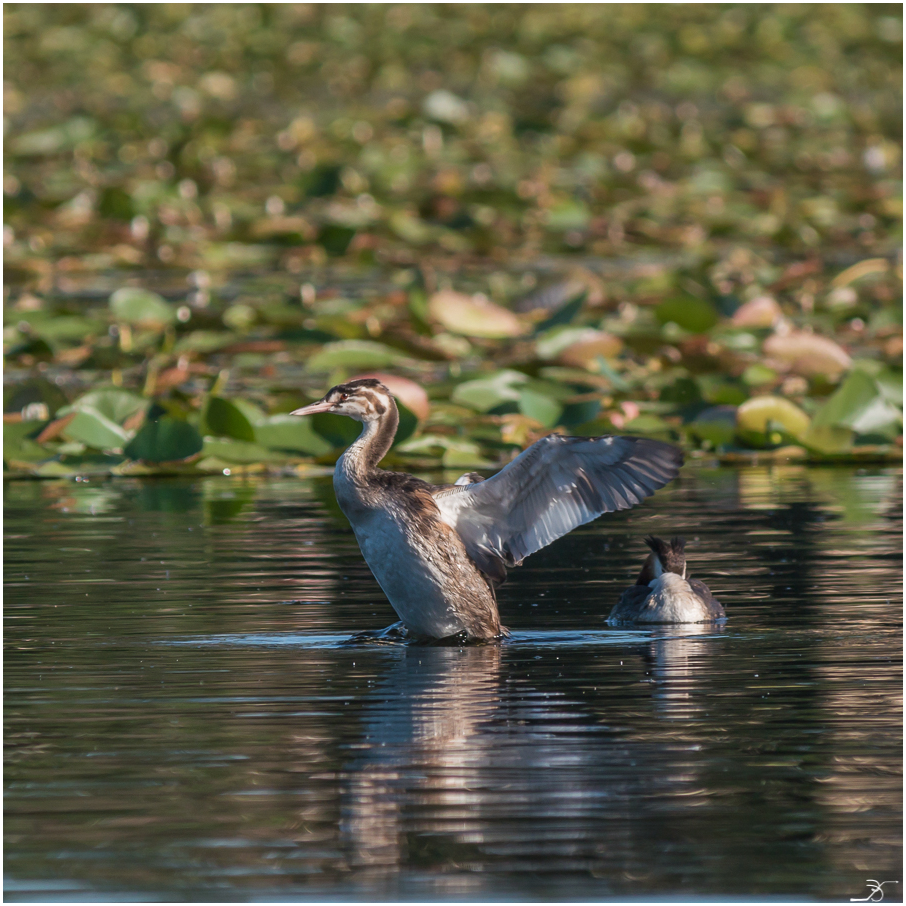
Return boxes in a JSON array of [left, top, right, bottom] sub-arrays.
[[339, 396, 399, 481]]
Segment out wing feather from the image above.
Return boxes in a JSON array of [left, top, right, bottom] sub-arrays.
[[434, 434, 682, 570]]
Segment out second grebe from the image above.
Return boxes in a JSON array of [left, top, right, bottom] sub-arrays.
[[292, 379, 683, 641], [607, 536, 725, 623]]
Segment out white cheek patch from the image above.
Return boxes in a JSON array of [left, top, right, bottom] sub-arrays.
[[652, 557, 664, 579]]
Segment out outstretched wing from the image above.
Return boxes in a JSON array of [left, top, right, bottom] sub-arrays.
[[433, 434, 682, 575]]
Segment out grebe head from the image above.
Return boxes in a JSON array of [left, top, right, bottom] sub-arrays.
[[635, 535, 687, 584], [290, 378, 396, 423], [644, 535, 687, 580]]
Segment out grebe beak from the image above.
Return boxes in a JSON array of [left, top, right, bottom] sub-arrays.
[[290, 399, 335, 417]]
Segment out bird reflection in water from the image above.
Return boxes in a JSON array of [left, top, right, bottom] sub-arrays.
[[340, 644, 502, 881]]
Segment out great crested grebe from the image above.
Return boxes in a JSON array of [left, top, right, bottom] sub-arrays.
[[607, 535, 725, 624], [292, 379, 683, 641]]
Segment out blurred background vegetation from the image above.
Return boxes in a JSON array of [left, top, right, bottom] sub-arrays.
[[3, 3, 902, 477]]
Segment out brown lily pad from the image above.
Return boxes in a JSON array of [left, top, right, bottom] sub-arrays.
[[731, 296, 782, 328], [763, 331, 851, 379], [557, 330, 623, 368], [428, 290, 525, 339]]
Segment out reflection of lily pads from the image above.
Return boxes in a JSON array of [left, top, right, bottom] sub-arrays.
[[428, 290, 524, 339], [737, 396, 810, 447]]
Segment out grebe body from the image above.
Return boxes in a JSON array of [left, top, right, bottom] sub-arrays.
[[293, 379, 683, 641], [608, 536, 724, 624]]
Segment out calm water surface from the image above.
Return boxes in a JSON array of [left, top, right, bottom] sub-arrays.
[[4, 464, 903, 901]]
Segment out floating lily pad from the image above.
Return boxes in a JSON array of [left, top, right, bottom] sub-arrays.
[[656, 296, 719, 334], [3, 379, 69, 417], [306, 340, 408, 371], [201, 438, 285, 464], [110, 288, 176, 327], [688, 405, 738, 448], [61, 408, 131, 450], [534, 290, 587, 332], [518, 389, 562, 427], [255, 415, 335, 456], [812, 369, 902, 439], [60, 388, 147, 425], [731, 295, 782, 328], [3, 419, 49, 464], [763, 331, 851, 378], [124, 416, 204, 463], [452, 370, 528, 412], [310, 412, 362, 449], [201, 397, 256, 442], [737, 396, 810, 447], [428, 290, 525, 339]]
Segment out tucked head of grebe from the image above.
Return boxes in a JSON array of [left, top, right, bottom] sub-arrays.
[[608, 535, 725, 624], [293, 379, 684, 642]]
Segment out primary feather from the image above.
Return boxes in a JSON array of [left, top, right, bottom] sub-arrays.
[[433, 434, 683, 576]]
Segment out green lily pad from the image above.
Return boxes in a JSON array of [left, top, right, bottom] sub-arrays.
[[397, 434, 494, 468], [688, 405, 738, 448], [201, 438, 285, 464], [534, 290, 587, 333], [306, 340, 408, 371], [812, 369, 902, 439], [4, 379, 69, 417], [11, 116, 95, 156], [3, 420, 49, 463], [518, 388, 563, 427], [318, 224, 356, 256], [742, 363, 779, 387], [656, 296, 719, 334], [255, 415, 334, 456], [451, 370, 528, 412], [802, 424, 854, 455], [60, 388, 147, 425], [310, 412, 362, 449], [173, 331, 237, 355], [124, 416, 204, 463], [110, 287, 176, 327], [201, 396, 256, 442], [737, 396, 810, 447], [61, 408, 131, 450]]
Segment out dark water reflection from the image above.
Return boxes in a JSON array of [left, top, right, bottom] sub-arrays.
[[4, 465, 903, 901]]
